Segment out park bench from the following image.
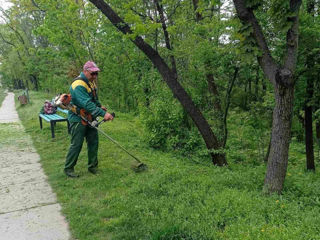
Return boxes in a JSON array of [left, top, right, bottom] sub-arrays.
[[39, 107, 70, 138]]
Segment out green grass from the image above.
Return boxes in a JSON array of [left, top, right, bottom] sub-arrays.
[[0, 86, 6, 106], [13, 90, 320, 240]]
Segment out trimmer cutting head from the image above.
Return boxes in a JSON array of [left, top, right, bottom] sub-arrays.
[[131, 162, 148, 173]]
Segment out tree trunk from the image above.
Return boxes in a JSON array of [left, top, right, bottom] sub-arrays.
[[316, 121, 320, 161], [305, 95, 315, 170], [207, 73, 222, 113], [304, 0, 316, 171], [89, 0, 227, 165], [30, 74, 39, 91], [206, 73, 225, 146], [234, 0, 301, 194], [264, 80, 295, 194], [316, 121, 320, 140]]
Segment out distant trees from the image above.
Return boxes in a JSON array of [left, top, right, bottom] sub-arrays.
[[297, 0, 320, 171], [0, 0, 319, 194]]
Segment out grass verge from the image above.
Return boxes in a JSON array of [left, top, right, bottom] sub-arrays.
[[15, 90, 320, 240], [0, 86, 6, 106]]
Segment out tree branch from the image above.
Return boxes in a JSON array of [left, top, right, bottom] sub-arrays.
[[223, 67, 238, 147], [167, 0, 183, 20], [0, 33, 24, 64], [0, 9, 30, 56], [0, 32, 16, 47], [30, 0, 46, 12], [130, 7, 155, 22], [88, 0, 173, 75], [192, 0, 203, 21], [284, 0, 302, 71], [233, 0, 278, 84], [154, 0, 177, 75]]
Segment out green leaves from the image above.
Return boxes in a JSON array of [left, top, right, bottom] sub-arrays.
[[268, 0, 297, 33], [245, 0, 264, 10]]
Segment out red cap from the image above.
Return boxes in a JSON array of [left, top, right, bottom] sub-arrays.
[[83, 61, 100, 72]]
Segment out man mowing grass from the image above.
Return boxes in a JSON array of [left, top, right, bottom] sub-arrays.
[[64, 61, 114, 178]]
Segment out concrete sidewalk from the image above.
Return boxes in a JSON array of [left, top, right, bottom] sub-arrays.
[[0, 91, 19, 123], [0, 92, 71, 240]]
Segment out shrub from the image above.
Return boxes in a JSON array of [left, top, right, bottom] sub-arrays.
[[141, 97, 202, 155]]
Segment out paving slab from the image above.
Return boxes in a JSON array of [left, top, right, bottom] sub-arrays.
[[0, 92, 71, 240], [0, 204, 70, 240]]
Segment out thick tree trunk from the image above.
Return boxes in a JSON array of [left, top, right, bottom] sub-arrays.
[[89, 0, 227, 165], [264, 79, 295, 194], [234, 0, 301, 194]]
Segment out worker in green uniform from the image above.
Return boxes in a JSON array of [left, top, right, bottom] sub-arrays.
[[64, 61, 114, 178]]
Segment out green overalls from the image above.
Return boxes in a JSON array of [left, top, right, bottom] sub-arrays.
[[64, 72, 106, 173]]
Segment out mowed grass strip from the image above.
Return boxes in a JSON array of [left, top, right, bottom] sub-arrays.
[[15, 90, 320, 240]]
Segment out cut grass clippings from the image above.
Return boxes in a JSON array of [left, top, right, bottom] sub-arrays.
[[14, 90, 320, 240]]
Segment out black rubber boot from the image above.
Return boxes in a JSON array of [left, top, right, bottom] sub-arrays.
[[88, 168, 98, 175], [64, 169, 79, 178]]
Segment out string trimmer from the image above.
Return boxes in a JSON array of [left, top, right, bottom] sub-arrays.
[[54, 94, 147, 172]]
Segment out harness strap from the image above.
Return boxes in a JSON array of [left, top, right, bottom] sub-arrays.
[[71, 76, 98, 124], [73, 76, 97, 100]]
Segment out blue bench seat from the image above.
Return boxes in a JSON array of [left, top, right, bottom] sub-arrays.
[[39, 107, 70, 138]]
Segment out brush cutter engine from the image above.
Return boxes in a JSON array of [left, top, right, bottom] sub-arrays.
[[54, 93, 94, 126], [54, 94, 72, 109], [53, 93, 114, 127]]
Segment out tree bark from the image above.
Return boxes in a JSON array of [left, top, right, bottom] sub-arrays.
[[305, 88, 315, 170], [305, 0, 316, 171], [264, 76, 295, 193], [89, 0, 227, 165], [233, 0, 302, 194]]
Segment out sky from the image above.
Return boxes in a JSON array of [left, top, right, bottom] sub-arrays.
[[0, 0, 13, 10], [0, 0, 13, 23]]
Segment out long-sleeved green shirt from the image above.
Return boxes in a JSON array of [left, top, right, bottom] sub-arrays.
[[68, 72, 106, 123]]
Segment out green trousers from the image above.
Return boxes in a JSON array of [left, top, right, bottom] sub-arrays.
[[65, 122, 99, 172]]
